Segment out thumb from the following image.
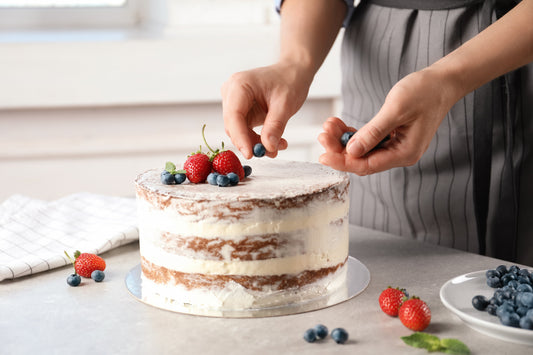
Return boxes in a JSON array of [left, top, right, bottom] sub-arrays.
[[346, 112, 393, 157], [260, 104, 290, 153]]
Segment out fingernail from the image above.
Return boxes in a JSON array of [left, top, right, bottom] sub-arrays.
[[267, 135, 279, 150], [347, 139, 362, 156]]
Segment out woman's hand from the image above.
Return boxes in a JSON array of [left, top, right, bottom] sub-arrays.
[[221, 62, 313, 159], [318, 68, 458, 175]]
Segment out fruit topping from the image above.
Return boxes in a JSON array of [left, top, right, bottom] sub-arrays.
[[253, 143, 266, 157], [184, 152, 212, 184]]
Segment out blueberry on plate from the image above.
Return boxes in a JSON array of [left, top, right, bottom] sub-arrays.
[[487, 276, 502, 288], [67, 273, 81, 287], [519, 316, 533, 330], [499, 312, 520, 328], [314, 324, 328, 339], [303, 329, 317, 343], [472, 295, 489, 311], [227, 172, 239, 186], [331, 328, 348, 344], [161, 171, 176, 185], [253, 143, 266, 157]]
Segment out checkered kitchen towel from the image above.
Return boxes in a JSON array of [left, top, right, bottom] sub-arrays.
[[0, 193, 138, 281]]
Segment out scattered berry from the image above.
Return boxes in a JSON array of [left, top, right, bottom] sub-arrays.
[[331, 328, 349, 344], [227, 172, 239, 186], [398, 297, 431, 331], [379, 287, 408, 316], [207, 172, 219, 186], [314, 324, 328, 339], [67, 251, 106, 278], [253, 143, 266, 157], [184, 153, 212, 183], [243, 165, 252, 177], [67, 273, 81, 287], [303, 329, 317, 343], [91, 270, 105, 282], [216, 174, 230, 187], [340, 131, 355, 147]]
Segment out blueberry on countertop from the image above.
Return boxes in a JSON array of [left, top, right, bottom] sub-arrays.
[[331, 328, 348, 344], [303, 329, 317, 343], [91, 270, 105, 282], [314, 324, 328, 339], [67, 274, 81, 287]]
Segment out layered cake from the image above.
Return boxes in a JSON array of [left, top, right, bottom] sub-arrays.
[[135, 159, 350, 314]]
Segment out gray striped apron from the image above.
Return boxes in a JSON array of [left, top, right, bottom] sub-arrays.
[[341, 0, 532, 264]]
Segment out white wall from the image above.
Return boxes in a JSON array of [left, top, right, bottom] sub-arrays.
[[0, 0, 343, 201]]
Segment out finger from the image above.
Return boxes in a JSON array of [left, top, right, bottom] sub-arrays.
[[260, 102, 290, 154], [346, 110, 394, 158], [322, 116, 352, 136], [222, 85, 256, 159], [318, 132, 345, 154]]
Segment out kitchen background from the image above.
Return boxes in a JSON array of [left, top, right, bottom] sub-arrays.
[[0, 0, 343, 201]]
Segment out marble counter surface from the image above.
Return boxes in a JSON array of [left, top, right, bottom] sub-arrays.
[[2, 225, 532, 354]]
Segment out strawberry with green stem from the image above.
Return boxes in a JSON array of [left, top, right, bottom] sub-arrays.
[[64, 250, 106, 278], [201, 124, 245, 180]]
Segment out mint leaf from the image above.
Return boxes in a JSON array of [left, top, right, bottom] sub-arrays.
[[401, 333, 470, 355], [440, 338, 470, 355], [401, 332, 441, 351], [165, 161, 177, 174]]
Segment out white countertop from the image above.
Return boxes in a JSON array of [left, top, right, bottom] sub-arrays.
[[2, 225, 532, 354]]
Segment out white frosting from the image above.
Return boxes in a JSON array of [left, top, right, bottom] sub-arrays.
[[141, 264, 348, 312], [137, 198, 349, 238]]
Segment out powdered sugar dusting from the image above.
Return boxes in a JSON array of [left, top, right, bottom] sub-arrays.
[[135, 159, 348, 201]]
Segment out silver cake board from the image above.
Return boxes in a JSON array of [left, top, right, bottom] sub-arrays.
[[125, 256, 370, 318]]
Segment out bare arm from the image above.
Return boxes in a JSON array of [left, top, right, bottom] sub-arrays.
[[221, 0, 346, 159], [320, 0, 533, 174]]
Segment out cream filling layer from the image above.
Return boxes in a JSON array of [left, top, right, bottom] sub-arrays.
[[140, 231, 348, 276], [137, 198, 349, 239]]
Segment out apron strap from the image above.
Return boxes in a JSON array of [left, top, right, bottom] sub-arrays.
[[473, 0, 521, 260]]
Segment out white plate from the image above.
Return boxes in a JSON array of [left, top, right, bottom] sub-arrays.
[[440, 270, 533, 345], [126, 256, 370, 318]]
